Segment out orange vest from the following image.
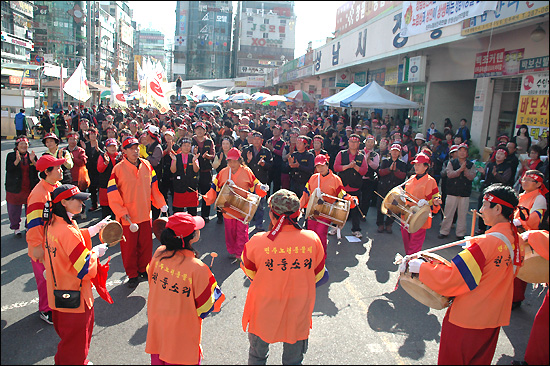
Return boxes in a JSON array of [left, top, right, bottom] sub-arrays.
[[300, 170, 355, 208], [404, 174, 441, 230], [107, 158, 166, 224], [203, 165, 266, 220], [419, 222, 519, 328], [43, 215, 97, 312], [26, 179, 61, 261], [515, 189, 546, 231], [145, 248, 224, 364], [240, 226, 328, 343]]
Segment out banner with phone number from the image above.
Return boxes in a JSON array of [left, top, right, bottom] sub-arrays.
[[516, 72, 549, 142]]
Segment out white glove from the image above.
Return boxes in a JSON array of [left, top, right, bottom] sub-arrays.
[[408, 258, 425, 273], [513, 218, 522, 227], [417, 199, 429, 207], [260, 184, 269, 192], [161, 205, 169, 213], [398, 255, 411, 273], [92, 244, 108, 258], [520, 231, 530, 242], [88, 215, 112, 237]]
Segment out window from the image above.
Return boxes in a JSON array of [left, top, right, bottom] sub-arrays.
[[247, 16, 253, 23], [280, 32, 285, 39], [247, 31, 253, 37], [280, 19, 286, 25], [263, 32, 268, 39], [264, 18, 269, 24]]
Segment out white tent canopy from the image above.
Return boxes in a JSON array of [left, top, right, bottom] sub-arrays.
[[340, 80, 419, 109], [323, 83, 362, 107]]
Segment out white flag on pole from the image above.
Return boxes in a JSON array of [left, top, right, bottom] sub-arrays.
[[110, 76, 127, 108], [63, 61, 91, 102], [144, 61, 170, 114]]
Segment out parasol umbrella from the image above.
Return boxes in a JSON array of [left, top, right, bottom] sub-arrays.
[[285, 90, 313, 102], [183, 94, 199, 103], [100, 90, 111, 100], [261, 95, 291, 106], [228, 92, 252, 102], [251, 92, 271, 103]]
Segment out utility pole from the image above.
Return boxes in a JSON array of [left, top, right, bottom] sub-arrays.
[[86, 0, 92, 82]]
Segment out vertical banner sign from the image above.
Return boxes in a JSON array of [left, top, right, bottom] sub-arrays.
[[474, 49, 504, 78], [503, 49, 524, 76], [516, 72, 549, 142]]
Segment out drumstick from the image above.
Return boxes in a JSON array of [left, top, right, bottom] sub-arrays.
[[210, 252, 218, 267], [356, 205, 366, 219], [470, 209, 477, 238]]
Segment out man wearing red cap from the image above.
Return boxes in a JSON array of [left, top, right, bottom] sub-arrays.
[[203, 147, 268, 259], [26, 154, 66, 324], [97, 138, 121, 219], [288, 135, 314, 197], [401, 153, 442, 254], [300, 154, 357, 259], [192, 122, 216, 222], [107, 137, 168, 288], [334, 134, 369, 238]]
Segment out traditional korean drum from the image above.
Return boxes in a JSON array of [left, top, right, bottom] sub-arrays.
[[99, 221, 124, 247], [399, 252, 452, 310], [214, 182, 261, 224], [304, 188, 350, 229], [516, 241, 549, 284], [381, 186, 431, 233]]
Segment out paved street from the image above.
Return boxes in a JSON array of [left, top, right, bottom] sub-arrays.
[[1, 139, 545, 365]]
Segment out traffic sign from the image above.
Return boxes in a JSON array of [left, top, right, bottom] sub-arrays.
[[35, 55, 43, 63]]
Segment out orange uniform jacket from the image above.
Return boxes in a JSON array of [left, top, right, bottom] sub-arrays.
[[299, 170, 356, 209], [419, 222, 520, 328], [514, 189, 546, 231], [203, 165, 266, 220], [145, 248, 224, 364], [26, 179, 61, 261], [43, 215, 98, 312], [107, 158, 166, 224], [404, 173, 441, 230], [240, 226, 329, 343]]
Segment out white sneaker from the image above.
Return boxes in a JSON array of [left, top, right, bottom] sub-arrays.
[[14, 229, 22, 237], [353, 231, 363, 239], [328, 227, 337, 236]]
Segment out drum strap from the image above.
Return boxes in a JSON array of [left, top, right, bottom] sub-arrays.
[[486, 232, 516, 273]]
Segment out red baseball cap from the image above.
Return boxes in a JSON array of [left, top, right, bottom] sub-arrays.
[[390, 143, 402, 152], [122, 137, 139, 149], [36, 154, 66, 172], [314, 154, 329, 166], [194, 122, 207, 130], [412, 153, 431, 164], [42, 132, 60, 145], [227, 147, 241, 160], [165, 212, 205, 238], [105, 138, 118, 147]]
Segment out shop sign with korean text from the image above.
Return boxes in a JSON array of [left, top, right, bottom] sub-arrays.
[[474, 49, 504, 78], [516, 72, 549, 142], [519, 56, 549, 74]]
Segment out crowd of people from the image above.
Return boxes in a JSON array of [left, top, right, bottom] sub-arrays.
[[6, 102, 549, 365]]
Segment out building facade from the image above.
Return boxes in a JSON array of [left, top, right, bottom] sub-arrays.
[[174, 0, 232, 81], [233, 0, 296, 78], [266, 1, 549, 151]]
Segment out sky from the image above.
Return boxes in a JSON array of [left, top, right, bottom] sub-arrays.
[[129, 1, 346, 58]]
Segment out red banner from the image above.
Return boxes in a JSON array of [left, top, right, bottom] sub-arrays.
[[474, 49, 505, 78]]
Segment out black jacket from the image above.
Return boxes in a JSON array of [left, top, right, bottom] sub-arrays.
[[5, 151, 39, 194], [243, 145, 273, 184]]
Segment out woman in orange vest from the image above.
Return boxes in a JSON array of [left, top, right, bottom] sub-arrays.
[[401, 153, 441, 255], [43, 184, 111, 365], [511, 170, 548, 309], [203, 147, 268, 259], [400, 183, 521, 365], [300, 154, 356, 260], [145, 212, 225, 365]]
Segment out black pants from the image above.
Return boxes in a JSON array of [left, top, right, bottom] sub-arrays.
[[290, 179, 306, 199], [347, 191, 361, 232], [376, 195, 395, 227], [173, 206, 197, 216], [199, 171, 212, 219], [360, 179, 377, 217], [270, 166, 282, 194], [16, 129, 26, 137], [88, 184, 98, 209], [101, 205, 113, 220]]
